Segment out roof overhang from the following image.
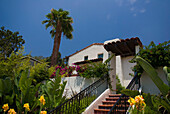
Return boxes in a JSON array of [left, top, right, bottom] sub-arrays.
[[104, 37, 142, 57]]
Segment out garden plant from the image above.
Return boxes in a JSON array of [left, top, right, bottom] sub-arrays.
[[0, 49, 67, 113]]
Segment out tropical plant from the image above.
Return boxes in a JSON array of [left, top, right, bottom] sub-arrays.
[[122, 56, 170, 113], [41, 69, 67, 110], [0, 26, 25, 58], [15, 69, 41, 113], [0, 49, 67, 113], [42, 8, 73, 66], [128, 95, 146, 114]]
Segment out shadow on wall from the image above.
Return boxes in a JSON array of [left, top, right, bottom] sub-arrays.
[[62, 76, 99, 98]]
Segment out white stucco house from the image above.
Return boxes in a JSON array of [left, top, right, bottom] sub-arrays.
[[66, 43, 109, 66], [103, 37, 142, 90], [65, 38, 142, 89]]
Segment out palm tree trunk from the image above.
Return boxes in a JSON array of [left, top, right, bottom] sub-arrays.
[[51, 36, 57, 66], [51, 22, 62, 66], [54, 31, 62, 66]]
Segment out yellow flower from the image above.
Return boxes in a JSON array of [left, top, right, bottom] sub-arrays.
[[135, 95, 144, 103], [2, 103, 9, 112], [134, 95, 146, 111], [8, 109, 16, 114], [39, 95, 45, 105], [40, 111, 47, 114], [128, 97, 136, 106], [23, 103, 30, 111]]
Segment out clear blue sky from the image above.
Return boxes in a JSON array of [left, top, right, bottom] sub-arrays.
[[0, 0, 170, 58]]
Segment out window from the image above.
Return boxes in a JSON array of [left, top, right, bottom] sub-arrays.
[[84, 56, 88, 61], [98, 53, 103, 59]]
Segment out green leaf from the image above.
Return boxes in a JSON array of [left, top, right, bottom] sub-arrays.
[[121, 89, 139, 97], [136, 56, 169, 96]]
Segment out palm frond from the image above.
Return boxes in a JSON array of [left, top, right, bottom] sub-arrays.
[[42, 20, 48, 24]]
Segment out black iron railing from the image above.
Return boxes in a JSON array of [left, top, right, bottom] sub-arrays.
[[48, 74, 108, 114], [108, 72, 141, 114]]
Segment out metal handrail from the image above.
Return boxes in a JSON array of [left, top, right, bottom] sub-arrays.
[[48, 74, 108, 114], [108, 72, 141, 114]]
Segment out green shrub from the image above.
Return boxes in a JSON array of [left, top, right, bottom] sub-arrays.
[[0, 49, 66, 113], [0, 48, 31, 79], [79, 62, 109, 78], [30, 62, 55, 84], [116, 75, 125, 94], [131, 40, 170, 75]]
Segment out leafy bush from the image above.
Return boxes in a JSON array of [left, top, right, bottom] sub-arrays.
[[0, 49, 66, 113], [77, 55, 114, 78], [131, 40, 170, 75], [50, 65, 75, 78], [0, 48, 30, 79], [30, 62, 55, 84], [78, 62, 109, 78]]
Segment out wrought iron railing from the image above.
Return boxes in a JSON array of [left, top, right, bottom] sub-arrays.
[[108, 72, 141, 114], [48, 74, 108, 114]]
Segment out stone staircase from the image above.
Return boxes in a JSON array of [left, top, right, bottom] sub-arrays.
[[94, 94, 129, 114]]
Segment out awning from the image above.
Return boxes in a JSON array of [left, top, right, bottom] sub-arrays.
[[104, 37, 142, 57]]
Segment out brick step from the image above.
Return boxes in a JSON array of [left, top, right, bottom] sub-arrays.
[[102, 100, 127, 105], [94, 109, 110, 114], [109, 94, 121, 97], [102, 100, 117, 105], [98, 104, 129, 109], [108, 110, 127, 114], [94, 108, 127, 114], [105, 97, 128, 101]]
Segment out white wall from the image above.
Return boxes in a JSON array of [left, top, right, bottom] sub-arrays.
[[121, 56, 136, 87], [68, 45, 108, 66], [109, 55, 135, 88], [141, 67, 168, 95], [62, 76, 100, 98]]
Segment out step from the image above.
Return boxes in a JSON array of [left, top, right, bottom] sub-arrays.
[[109, 94, 121, 97], [98, 104, 114, 109], [94, 108, 127, 114], [102, 100, 117, 105], [98, 104, 129, 109], [94, 109, 110, 114], [107, 110, 127, 114], [106, 97, 128, 101]]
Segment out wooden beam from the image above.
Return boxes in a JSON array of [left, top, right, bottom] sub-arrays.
[[114, 43, 124, 55], [124, 42, 133, 54]]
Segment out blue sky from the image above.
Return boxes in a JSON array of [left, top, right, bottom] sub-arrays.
[[0, 0, 170, 58]]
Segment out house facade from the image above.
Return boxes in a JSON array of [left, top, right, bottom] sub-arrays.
[[65, 38, 142, 89], [66, 43, 109, 66], [104, 37, 142, 90]]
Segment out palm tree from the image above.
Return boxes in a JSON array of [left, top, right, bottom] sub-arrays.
[[42, 8, 73, 66]]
